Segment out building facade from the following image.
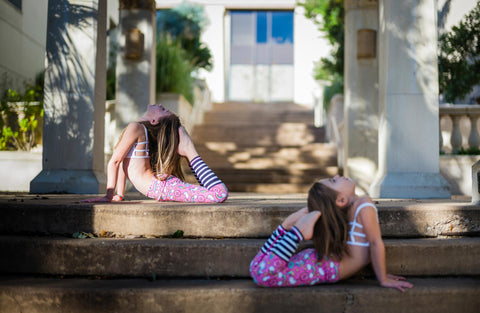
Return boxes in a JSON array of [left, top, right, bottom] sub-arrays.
[[156, 0, 329, 107]]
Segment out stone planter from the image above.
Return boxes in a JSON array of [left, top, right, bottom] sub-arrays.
[[0, 150, 42, 192]]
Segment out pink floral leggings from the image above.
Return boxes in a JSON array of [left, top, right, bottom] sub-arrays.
[[146, 175, 228, 203], [249, 226, 340, 287]]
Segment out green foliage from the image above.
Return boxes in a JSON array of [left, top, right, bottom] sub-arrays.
[[0, 74, 44, 151], [72, 231, 95, 239], [456, 147, 480, 155], [156, 2, 212, 105], [172, 229, 184, 238], [438, 2, 480, 103], [106, 28, 118, 100], [298, 0, 344, 108], [156, 35, 194, 104], [157, 2, 212, 71], [321, 76, 344, 110]]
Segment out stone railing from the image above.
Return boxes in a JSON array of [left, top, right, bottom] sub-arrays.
[[439, 104, 480, 153]]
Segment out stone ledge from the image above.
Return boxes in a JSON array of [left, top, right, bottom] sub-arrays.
[[0, 236, 478, 278], [0, 277, 478, 313], [0, 193, 478, 238]]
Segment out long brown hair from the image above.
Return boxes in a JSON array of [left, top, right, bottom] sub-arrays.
[[140, 114, 185, 181], [307, 182, 350, 259]]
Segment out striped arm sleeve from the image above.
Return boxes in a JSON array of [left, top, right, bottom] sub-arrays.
[[270, 227, 304, 262], [261, 225, 287, 254], [189, 156, 223, 189]]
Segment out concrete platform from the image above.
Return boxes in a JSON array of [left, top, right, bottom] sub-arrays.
[[1, 236, 478, 278], [1, 193, 479, 238], [0, 276, 479, 313]]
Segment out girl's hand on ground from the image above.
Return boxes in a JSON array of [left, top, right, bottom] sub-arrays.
[[380, 275, 414, 292], [81, 196, 111, 203], [294, 211, 322, 240], [282, 207, 309, 230], [387, 274, 408, 281], [112, 195, 124, 202]]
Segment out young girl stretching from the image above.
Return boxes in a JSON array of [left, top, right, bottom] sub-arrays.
[[250, 175, 413, 292], [83, 104, 227, 203]]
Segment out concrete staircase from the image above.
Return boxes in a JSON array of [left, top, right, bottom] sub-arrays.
[[190, 102, 339, 193], [0, 193, 479, 313]]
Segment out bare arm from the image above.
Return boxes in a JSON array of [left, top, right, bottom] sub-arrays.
[[177, 126, 199, 162], [83, 123, 140, 203], [112, 161, 126, 201], [361, 203, 413, 292]]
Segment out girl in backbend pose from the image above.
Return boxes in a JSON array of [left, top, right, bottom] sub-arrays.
[[83, 104, 227, 203], [250, 175, 413, 292]]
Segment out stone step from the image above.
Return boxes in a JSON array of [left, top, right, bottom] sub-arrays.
[[0, 276, 479, 313], [194, 143, 338, 167], [210, 101, 309, 112], [214, 168, 338, 184], [191, 124, 326, 146], [1, 194, 479, 238], [203, 110, 316, 125], [221, 182, 331, 193], [1, 235, 478, 278]]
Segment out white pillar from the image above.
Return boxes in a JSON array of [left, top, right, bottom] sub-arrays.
[[31, 0, 107, 193], [115, 0, 156, 137], [344, 0, 379, 192], [369, 0, 450, 198]]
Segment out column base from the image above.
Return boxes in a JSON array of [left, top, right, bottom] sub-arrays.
[[30, 170, 106, 194], [369, 172, 451, 199]]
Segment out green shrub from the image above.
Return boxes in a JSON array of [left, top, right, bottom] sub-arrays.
[[456, 147, 480, 155], [438, 2, 480, 103], [155, 35, 194, 104], [299, 0, 344, 110], [0, 74, 44, 151], [156, 2, 212, 105], [157, 2, 212, 71]]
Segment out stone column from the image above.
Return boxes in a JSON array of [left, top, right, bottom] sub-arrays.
[[115, 0, 156, 138], [369, 0, 450, 198], [344, 0, 379, 192], [31, 0, 107, 194]]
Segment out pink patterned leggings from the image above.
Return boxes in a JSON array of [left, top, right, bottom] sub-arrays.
[[250, 249, 340, 287], [249, 225, 340, 287], [146, 175, 228, 203]]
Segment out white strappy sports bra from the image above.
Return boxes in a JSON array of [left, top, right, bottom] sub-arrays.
[[347, 202, 378, 247], [125, 124, 149, 159]]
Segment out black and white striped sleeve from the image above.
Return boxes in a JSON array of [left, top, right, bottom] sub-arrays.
[[189, 156, 223, 189], [261, 225, 287, 254], [270, 227, 304, 262]]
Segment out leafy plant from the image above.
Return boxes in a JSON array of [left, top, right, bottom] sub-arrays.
[[456, 146, 480, 155], [157, 2, 212, 71], [438, 2, 480, 103], [0, 73, 44, 151], [298, 0, 344, 109], [155, 2, 212, 105], [155, 35, 194, 104]]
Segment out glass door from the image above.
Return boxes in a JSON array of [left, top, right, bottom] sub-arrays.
[[229, 10, 294, 102]]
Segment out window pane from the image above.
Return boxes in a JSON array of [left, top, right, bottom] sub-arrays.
[[271, 12, 293, 44], [231, 11, 254, 46], [231, 11, 254, 64], [256, 11, 267, 44]]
